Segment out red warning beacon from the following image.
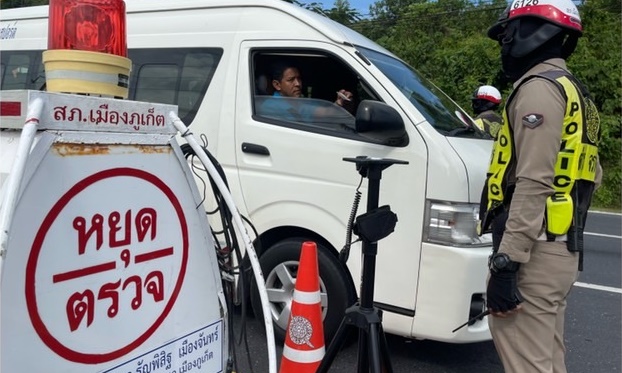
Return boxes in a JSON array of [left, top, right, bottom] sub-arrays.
[[43, 0, 131, 98]]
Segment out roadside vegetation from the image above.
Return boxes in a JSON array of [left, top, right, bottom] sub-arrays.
[[3, 0, 620, 210], [299, 0, 621, 211]]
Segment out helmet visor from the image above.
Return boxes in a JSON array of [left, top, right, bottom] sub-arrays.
[[487, 4, 511, 40]]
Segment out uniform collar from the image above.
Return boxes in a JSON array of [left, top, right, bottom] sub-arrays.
[[513, 58, 569, 88]]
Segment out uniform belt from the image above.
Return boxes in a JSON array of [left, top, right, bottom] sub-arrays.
[[537, 232, 567, 242]]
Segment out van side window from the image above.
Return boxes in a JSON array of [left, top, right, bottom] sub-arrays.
[[1, 53, 34, 91], [1, 49, 220, 126], [129, 48, 222, 125], [252, 50, 382, 140], [135, 65, 178, 104]]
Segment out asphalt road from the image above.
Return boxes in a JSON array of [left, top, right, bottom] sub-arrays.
[[230, 211, 621, 373]]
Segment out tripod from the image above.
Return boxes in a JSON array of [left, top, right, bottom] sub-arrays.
[[317, 156, 408, 373]]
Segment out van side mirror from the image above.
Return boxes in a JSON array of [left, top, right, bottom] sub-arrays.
[[355, 100, 408, 146]]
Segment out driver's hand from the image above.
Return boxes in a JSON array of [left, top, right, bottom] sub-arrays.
[[335, 89, 353, 107]]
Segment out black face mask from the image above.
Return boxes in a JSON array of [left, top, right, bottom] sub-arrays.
[[472, 99, 496, 115], [501, 53, 540, 83], [501, 44, 564, 83], [498, 19, 566, 83], [500, 53, 522, 83]]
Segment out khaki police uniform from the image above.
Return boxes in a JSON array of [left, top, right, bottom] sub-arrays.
[[487, 58, 601, 373], [474, 110, 503, 138]]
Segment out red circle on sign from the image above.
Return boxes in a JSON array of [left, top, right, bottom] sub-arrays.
[[25, 167, 189, 364]]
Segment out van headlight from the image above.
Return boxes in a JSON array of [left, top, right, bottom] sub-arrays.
[[424, 201, 492, 246]]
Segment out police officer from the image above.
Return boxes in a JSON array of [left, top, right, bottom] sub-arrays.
[[480, 0, 602, 372], [472, 85, 503, 138]]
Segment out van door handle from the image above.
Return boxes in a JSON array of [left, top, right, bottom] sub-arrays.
[[241, 142, 270, 156]]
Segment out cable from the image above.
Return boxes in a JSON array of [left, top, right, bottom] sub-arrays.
[[174, 120, 276, 373], [180, 141, 251, 373], [339, 175, 364, 264], [180, 143, 242, 372]]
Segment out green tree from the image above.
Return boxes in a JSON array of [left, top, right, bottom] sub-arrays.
[[572, 0, 621, 207], [295, 0, 361, 24], [349, 0, 621, 209], [324, 0, 361, 25], [4, 0, 620, 209]]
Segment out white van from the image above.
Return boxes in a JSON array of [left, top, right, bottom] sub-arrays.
[[0, 0, 494, 344]]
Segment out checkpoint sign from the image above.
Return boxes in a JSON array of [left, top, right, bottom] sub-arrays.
[[25, 167, 189, 364]]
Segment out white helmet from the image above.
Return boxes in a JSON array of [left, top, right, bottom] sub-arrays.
[[472, 85, 502, 105], [488, 0, 582, 40], [488, 0, 582, 59]]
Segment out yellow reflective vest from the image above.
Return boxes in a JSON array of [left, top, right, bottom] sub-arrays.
[[473, 111, 502, 139], [481, 70, 600, 238]]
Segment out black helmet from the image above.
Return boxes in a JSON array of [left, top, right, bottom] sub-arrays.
[[487, 0, 582, 58]]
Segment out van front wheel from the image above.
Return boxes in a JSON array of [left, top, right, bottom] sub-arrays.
[[250, 239, 353, 344]]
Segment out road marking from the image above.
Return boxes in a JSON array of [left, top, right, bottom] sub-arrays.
[[574, 282, 622, 294], [584, 232, 622, 239], [589, 210, 622, 216]]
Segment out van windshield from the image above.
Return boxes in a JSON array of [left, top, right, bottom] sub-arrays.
[[357, 46, 486, 138]]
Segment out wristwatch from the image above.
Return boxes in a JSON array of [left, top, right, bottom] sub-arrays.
[[489, 252, 520, 273]]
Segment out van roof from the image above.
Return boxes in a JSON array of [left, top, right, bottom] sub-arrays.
[[1, 0, 394, 57], [130, 0, 391, 54]]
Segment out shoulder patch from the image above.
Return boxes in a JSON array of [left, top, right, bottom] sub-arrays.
[[522, 113, 544, 128]]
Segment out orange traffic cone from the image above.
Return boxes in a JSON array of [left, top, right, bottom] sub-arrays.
[[279, 241, 325, 373]]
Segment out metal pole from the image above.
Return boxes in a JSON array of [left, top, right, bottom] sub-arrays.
[[0, 96, 43, 369]]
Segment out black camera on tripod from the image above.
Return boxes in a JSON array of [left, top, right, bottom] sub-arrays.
[[318, 156, 408, 373], [353, 205, 397, 243]]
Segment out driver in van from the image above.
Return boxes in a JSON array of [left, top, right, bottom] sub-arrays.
[[258, 61, 354, 121]]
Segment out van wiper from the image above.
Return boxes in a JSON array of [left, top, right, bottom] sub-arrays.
[[447, 126, 475, 137], [447, 125, 491, 139]]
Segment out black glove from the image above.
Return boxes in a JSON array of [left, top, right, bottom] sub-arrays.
[[487, 269, 523, 313]]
